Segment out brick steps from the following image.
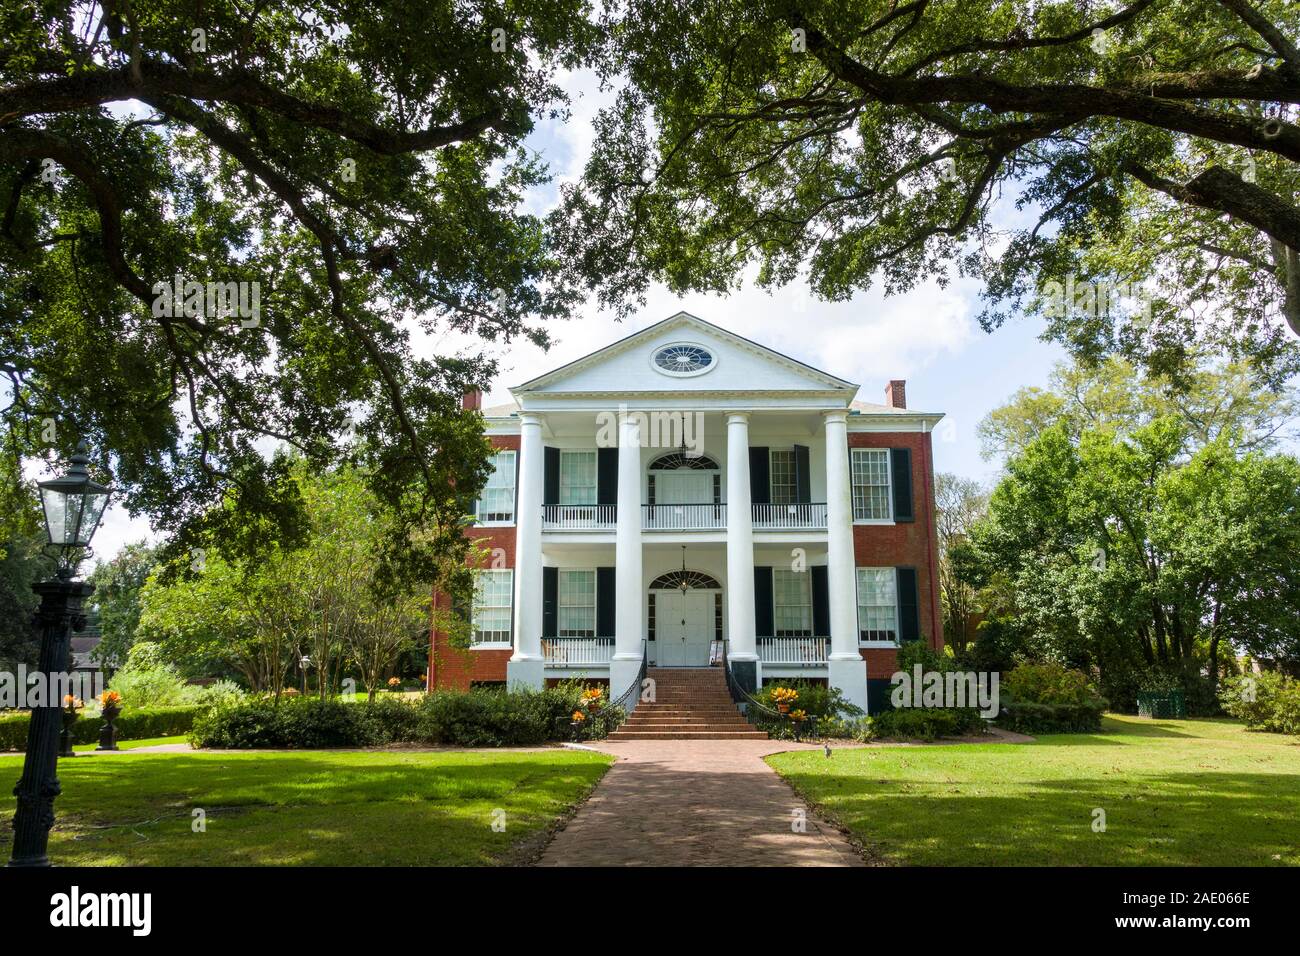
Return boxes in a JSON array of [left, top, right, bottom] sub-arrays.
[[607, 667, 767, 741]]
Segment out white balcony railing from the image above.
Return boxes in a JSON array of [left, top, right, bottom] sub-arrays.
[[642, 503, 727, 531], [758, 637, 830, 664], [542, 504, 617, 531], [542, 637, 614, 665], [752, 502, 827, 530]]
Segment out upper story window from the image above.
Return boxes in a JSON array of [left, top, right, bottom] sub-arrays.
[[773, 569, 813, 637], [471, 569, 513, 646], [856, 567, 897, 643], [770, 450, 798, 504], [652, 342, 715, 377], [559, 450, 597, 504], [851, 448, 892, 520], [476, 451, 516, 524]]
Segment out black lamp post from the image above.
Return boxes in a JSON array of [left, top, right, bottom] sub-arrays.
[[7, 442, 111, 868]]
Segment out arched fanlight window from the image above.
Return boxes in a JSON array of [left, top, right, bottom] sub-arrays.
[[649, 570, 722, 591], [647, 453, 719, 470]]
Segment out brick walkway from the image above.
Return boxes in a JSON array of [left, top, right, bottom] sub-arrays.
[[536, 740, 865, 866]]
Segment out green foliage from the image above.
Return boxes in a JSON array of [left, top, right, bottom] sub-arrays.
[[1219, 672, 1300, 736], [2, 0, 600, 589], [1003, 662, 1098, 707], [0, 529, 53, 668], [867, 707, 984, 742], [0, 705, 199, 751], [190, 685, 626, 749], [87, 543, 160, 668], [106, 642, 193, 708], [564, 0, 1300, 381], [750, 679, 864, 739]]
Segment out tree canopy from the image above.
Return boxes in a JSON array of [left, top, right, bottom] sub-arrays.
[[2, 0, 597, 578], [561, 0, 1300, 382]]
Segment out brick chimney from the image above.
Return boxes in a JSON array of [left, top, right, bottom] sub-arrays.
[[462, 389, 482, 412], [884, 379, 907, 409]]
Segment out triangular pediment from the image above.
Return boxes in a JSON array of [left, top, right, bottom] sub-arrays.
[[513, 312, 857, 397]]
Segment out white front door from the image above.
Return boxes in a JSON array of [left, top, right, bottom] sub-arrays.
[[656, 590, 715, 666]]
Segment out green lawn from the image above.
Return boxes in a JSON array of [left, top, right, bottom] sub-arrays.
[[768, 715, 1300, 866], [0, 748, 612, 866]]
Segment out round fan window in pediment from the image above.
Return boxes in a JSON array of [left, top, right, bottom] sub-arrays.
[[652, 342, 715, 376]]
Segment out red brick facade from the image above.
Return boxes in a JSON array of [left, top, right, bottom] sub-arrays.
[[848, 430, 944, 682], [428, 429, 942, 690]]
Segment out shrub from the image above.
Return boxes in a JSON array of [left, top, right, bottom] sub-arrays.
[[190, 683, 627, 749], [867, 706, 984, 742], [1003, 662, 1097, 706], [750, 680, 864, 739], [997, 662, 1107, 734], [0, 705, 200, 751], [188, 680, 246, 709], [1219, 672, 1300, 735]]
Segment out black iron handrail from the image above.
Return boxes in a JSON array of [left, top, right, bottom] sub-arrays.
[[721, 641, 818, 740]]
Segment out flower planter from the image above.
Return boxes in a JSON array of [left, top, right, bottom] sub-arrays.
[[96, 703, 122, 751], [58, 709, 79, 758]]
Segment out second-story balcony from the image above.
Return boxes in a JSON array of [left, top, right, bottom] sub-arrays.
[[541, 501, 829, 532], [542, 503, 617, 531]]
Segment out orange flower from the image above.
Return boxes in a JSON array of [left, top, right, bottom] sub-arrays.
[[387, 677, 401, 687], [98, 690, 122, 708], [571, 710, 586, 722]]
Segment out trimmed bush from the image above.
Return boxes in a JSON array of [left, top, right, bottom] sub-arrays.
[[1219, 672, 1300, 735], [189, 683, 625, 749], [0, 705, 200, 751], [868, 706, 984, 741], [997, 699, 1106, 734]]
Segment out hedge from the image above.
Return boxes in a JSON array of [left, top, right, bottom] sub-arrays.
[[0, 705, 201, 752], [190, 684, 624, 749], [996, 699, 1106, 735]]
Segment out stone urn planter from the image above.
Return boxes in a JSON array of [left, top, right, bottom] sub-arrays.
[[96, 702, 122, 751], [58, 703, 80, 758]]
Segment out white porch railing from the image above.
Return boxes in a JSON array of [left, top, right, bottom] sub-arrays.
[[758, 637, 830, 664], [542, 504, 617, 530], [642, 503, 727, 530], [752, 502, 828, 530], [542, 637, 614, 665]]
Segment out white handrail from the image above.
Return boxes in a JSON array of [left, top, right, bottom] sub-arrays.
[[642, 502, 727, 530], [541, 637, 615, 665]]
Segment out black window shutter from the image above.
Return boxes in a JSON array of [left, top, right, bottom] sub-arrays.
[[596, 567, 616, 636], [793, 444, 812, 503], [811, 565, 830, 636], [542, 566, 558, 638], [597, 447, 618, 506], [897, 567, 920, 642], [891, 448, 914, 522], [749, 447, 771, 504], [753, 566, 774, 637], [543, 446, 560, 506]]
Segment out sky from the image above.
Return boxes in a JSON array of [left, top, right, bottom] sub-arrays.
[[85, 67, 1069, 560]]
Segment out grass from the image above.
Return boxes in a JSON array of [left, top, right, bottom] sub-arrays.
[[767, 715, 1300, 866], [0, 747, 612, 866]]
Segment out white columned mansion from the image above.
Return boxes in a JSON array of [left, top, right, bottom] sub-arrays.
[[428, 312, 945, 713]]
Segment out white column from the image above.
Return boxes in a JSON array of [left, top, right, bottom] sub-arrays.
[[726, 413, 757, 686], [507, 412, 545, 689], [824, 409, 868, 711], [610, 414, 644, 697]]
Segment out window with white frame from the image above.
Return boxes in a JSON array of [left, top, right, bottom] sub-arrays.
[[856, 568, 897, 643], [851, 449, 892, 520], [476, 451, 516, 523], [770, 450, 797, 504], [773, 569, 813, 637], [559, 450, 597, 505], [558, 569, 596, 637], [471, 569, 513, 645]]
